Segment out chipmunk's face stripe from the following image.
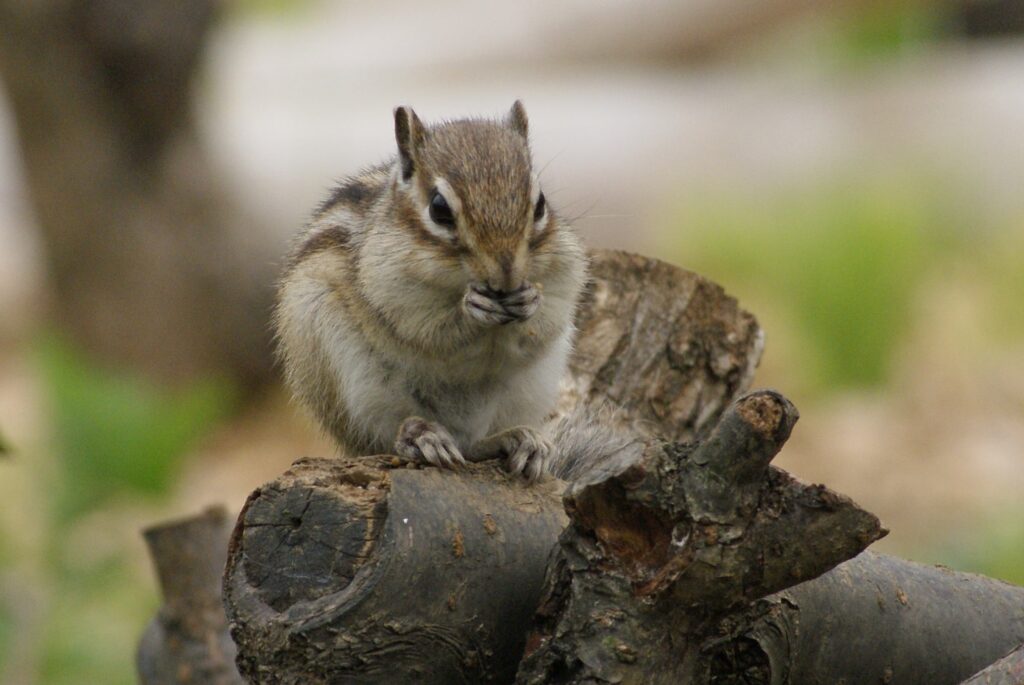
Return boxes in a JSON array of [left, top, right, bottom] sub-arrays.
[[287, 226, 351, 270], [318, 179, 375, 214], [388, 115, 562, 288], [433, 178, 462, 215]]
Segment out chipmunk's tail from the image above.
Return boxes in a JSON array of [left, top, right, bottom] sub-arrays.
[[546, 403, 648, 486]]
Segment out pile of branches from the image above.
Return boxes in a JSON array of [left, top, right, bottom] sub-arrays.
[[138, 251, 1024, 684]]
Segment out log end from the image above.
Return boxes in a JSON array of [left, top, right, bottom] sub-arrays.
[[231, 456, 392, 612], [224, 456, 568, 685]]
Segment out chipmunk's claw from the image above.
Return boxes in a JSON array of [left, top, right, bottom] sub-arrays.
[[464, 284, 540, 326], [395, 417, 465, 469], [497, 426, 552, 482]]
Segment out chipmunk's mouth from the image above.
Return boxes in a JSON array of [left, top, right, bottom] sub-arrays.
[[463, 283, 540, 326]]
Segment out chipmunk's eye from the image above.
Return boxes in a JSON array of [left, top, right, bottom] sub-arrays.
[[533, 192, 547, 223], [429, 189, 455, 228]]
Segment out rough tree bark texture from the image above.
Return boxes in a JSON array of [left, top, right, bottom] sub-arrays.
[[516, 392, 1024, 684], [556, 250, 763, 443], [516, 391, 878, 683], [138, 506, 244, 685], [220, 250, 1024, 684], [0, 0, 275, 383], [223, 250, 765, 684]]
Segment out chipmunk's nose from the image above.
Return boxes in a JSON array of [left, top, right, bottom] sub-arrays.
[[479, 282, 529, 301]]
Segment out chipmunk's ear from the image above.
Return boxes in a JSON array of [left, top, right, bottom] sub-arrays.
[[507, 100, 529, 139], [394, 106, 426, 182]]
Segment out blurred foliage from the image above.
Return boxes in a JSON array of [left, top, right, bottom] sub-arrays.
[[833, 1, 950, 61], [0, 466, 21, 676], [932, 514, 1024, 586], [231, 0, 315, 19], [980, 223, 1024, 342], [0, 600, 11, 679], [37, 336, 237, 523], [0, 427, 9, 455], [40, 558, 157, 685], [660, 175, 944, 395], [7, 335, 237, 682]]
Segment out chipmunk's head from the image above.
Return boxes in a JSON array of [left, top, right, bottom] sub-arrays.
[[391, 102, 566, 326]]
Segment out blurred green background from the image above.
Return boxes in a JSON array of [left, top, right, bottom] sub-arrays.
[[1, 0, 1023, 682]]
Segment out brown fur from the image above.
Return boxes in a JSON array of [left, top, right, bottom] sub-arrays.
[[274, 103, 587, 472]]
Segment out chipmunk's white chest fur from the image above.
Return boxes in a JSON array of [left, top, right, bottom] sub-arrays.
[[336, 315, 570, 454], [286, 263, 573, 454]]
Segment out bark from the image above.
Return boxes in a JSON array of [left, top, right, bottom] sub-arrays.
[[138, 506, 244, 685], [0, 0, 275, 384], [516, 392, 1024, 685], [224, 457, 567, 684], [557, 249, 763, 443], [962, 643, 1024, 685], [745, 555, 1024, 685], [516, 391, 881, 684]]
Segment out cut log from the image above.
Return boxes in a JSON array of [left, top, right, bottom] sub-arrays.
[[224, 456, 566, 684], [557, 249, 763, 442], [516, 390, 885, 684], [743, 554, 1024, 685], [222, 249, 765, 683]]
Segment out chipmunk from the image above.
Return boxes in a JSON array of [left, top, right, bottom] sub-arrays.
[[274, 102, 588, 481]]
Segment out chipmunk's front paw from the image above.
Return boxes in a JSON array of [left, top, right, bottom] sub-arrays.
[[496, 426, 553, 482], [496, 285, 540, 322], [463, 284, 540, 326], [394, 417, 465, 470]]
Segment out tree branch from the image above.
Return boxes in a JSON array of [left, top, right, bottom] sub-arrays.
[[962, 643, 1024, 685], [138, 506, 243, 685], [516, 390, 887, 684]]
